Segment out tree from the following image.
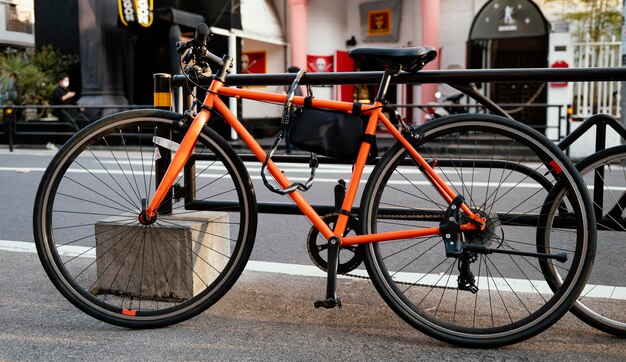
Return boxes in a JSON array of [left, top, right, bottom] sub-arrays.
[[0, 45, 79, 106], [544, 0, 622, 42]]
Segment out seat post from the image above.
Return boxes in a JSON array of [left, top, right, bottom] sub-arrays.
[[375, 66, 401, 102]]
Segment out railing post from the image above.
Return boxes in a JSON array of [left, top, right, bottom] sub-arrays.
[[557, 105, 562, 143], [592, 120, 607, 218], [153, 73, 173, 215]]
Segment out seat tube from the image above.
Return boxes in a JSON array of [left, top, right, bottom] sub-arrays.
[[334, 106, 383, 237], [376, 67, 400, 101], [335, 67, 398, 235]]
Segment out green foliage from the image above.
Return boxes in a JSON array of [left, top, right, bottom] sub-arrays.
[[0, 45, 79, 105], [544, 0, 622, 42]]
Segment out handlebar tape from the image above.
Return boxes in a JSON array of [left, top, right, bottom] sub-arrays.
[[195, 23, 210, 47]]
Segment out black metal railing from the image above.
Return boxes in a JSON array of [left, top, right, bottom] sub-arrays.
[[1, 104, 151, 151], [167, 67, 626, 217]]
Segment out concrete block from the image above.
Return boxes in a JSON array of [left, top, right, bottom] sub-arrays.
[[94, 211, 230, 301]]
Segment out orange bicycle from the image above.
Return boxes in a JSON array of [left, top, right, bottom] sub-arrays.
[[34, 24, 596, 347]]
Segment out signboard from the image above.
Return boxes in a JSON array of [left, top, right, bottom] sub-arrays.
[[469, 0, 548, 40], [307, 54, 334, 72], [367, 9, 391, 36], [118, 0, 154, 28], [550, 60, 569, 87], [241, 51, 266, 74], [359, 0, 401, 42]]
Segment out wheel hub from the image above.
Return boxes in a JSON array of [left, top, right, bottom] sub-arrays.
[[462, 207, 503, 248], [138, 210, 157, 226]]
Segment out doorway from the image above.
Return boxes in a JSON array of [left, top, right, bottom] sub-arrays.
[[491, 36, 548, 132], [467, 0, 550, 133]]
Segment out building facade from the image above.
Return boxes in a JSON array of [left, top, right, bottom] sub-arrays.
[[0, 0, 34, 48], [292, 0, 621, 153], [31, 0, 621, 151]]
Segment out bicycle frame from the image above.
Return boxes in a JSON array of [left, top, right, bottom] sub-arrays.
[[145, 78, 483, 247]]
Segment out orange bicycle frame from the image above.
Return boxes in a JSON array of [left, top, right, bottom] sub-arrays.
[[145, 78, 483, 246]]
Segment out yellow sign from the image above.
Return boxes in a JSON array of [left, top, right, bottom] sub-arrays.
[[118, 0, 153, 28], [367, 9, 391, 36]]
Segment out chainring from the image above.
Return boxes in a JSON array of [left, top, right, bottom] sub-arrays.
[[306, 213, 363, 274]]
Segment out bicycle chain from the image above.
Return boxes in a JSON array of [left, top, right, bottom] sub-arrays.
[[340, 213, 455, 289], [378, 213, 444, 220], [341, 271, 456, 289]]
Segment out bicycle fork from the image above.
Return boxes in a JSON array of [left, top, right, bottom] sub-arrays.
[[143, 83, 219, 220]]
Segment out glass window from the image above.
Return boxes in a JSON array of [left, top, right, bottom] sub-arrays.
[[6, 4, 33, 34]]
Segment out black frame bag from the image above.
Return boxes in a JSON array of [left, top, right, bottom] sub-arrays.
[[289, 104, 375, 160]]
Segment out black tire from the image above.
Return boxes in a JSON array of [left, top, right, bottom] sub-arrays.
[[360, 114, 595, 347], [33, 109, 257, 328], [552, 145, 625, 337]]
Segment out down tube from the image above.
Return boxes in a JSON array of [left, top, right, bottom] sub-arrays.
[[212, 98, 336, 240]]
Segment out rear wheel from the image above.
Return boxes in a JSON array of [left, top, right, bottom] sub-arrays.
[[360, 114, 595, 347], [33, 109, 257, 328]]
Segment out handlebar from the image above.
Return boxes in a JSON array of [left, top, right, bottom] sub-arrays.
[[194, 23, 210, 48], [177, 23, 225, 69], [193, 23, 224, 66]]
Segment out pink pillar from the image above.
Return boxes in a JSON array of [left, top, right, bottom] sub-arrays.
[[289, 0, 308, 70], [420, 0, 440, 111]]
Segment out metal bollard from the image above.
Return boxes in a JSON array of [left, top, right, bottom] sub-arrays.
[[153, 73, 173, 110], [5, 107, 14, 152], [153, 73, 173, 214]]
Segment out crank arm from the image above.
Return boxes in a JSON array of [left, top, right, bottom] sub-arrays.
[[463, 243, 568, 263]]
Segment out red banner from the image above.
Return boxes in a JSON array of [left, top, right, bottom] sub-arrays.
[[306, 55, 334, 72], [335, 51, 354, 102], [241, 51, 266, 74]]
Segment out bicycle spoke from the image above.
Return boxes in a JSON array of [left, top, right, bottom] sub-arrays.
[[362, 116, 593, 344], [36, 114, 255, 326]]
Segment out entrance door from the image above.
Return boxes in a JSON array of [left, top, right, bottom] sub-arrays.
[[491, 36, 548, 132], [467, 0, 551, 134]]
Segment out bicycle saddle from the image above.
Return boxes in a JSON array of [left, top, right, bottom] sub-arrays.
[[349, 47, 437, 72]]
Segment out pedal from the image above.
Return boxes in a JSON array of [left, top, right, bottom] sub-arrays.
[[314, 298, 342, 309]]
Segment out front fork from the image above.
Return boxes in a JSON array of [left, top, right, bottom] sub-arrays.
[[144, 82, 221, 219]]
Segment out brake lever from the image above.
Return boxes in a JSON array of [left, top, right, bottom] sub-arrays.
[[176, 40, 192, 55], [181, 50, 193, 65], [184, 62, 212, 78]]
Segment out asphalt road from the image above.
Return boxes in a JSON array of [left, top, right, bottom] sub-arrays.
[[1, 247, 624, 361], [1, 147, 625, 360]]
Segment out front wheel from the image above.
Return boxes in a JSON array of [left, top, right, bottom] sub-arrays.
[[544, 145, 626, 337], [33, 109, 257, 328], [360, 114, 595, 347]]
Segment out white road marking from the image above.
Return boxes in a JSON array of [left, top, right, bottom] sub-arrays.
[[0, 166, 553, 188], [2, 239, 623, 300]]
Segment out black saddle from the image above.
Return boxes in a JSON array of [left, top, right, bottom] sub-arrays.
[[349, 47, 437, 72]]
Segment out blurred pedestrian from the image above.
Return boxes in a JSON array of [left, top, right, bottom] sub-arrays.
[[51, 74, 87, 128]]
